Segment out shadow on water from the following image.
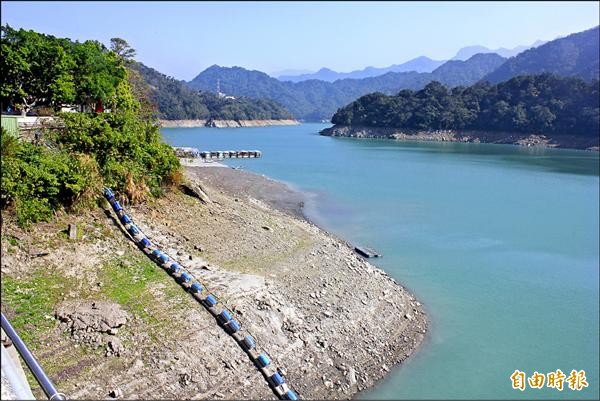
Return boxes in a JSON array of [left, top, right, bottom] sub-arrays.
[[331, 137, 600, 177]]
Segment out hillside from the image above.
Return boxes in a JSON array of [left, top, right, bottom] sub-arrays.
[[130, 62, 293, 120], [430, 53, 506, 86], [483, 26, 599, 83], [327, 74, 599, 148], [187, 54, 506, 121]]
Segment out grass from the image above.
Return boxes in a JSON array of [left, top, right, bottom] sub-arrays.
[[1, 270, 77, 346]]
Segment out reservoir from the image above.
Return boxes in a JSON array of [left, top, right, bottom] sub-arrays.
[[162, 123, 599, 400]]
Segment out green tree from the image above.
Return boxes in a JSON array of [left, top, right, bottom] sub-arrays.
[[1, 25, 76, 112], [110, 37, 136, 62]]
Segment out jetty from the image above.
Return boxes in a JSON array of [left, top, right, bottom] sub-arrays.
[[354, 246, 381, 258], [174, 147, 262, 161]]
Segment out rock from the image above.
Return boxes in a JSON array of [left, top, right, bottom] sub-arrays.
[[404, 313, 414, 321], [55, 301, 129, 334], [347, 367, 357, 386], [180, 182, 212, 204], [262, 225, 272, 231], [194, 244, 204, 252], [68, 224, 77, 240], [108, 338, 124, 356], [109, 388, 122, 398]]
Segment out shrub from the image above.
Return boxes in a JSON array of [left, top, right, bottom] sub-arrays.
[[1, 127, 102, 227]]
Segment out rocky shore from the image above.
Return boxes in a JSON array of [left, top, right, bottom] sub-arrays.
[[321, 124, 600, 151], [160, 119, 299, 128], [0, 167, 427, 399]]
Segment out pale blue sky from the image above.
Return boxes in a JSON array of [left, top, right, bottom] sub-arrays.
[[1, 1, 598, 80]]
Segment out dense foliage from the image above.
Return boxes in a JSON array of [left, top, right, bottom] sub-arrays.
[[186, 54, 506, 121], [1, 25, 129, 113], [1, 128, 101, 226], [331, 74, 599, 137], [130, 62, 293, 120], [1, 27, 180, 227], [484, 26, 599, 83]]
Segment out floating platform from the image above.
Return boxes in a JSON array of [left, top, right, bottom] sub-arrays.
[[174, 147, 262, 160], [354, 246, 381, 258]]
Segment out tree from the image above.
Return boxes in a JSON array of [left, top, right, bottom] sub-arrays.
[[110, 37, 136, 62], [1, 25, 76, 113]]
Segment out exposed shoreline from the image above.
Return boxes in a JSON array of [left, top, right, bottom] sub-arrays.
[[0, 165, 427, 399], [160, 119, 300, 128], [184, 166, 429, 397], [321, 124, 600, 151]]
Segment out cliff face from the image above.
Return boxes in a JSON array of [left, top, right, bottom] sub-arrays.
[[159, 119, 299, 128], [321, 125, 600, 151]]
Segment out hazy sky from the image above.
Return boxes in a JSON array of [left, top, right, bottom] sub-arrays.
[[2, 1, 598, 80]]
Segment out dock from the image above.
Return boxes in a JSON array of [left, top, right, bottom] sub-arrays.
[[174, 147, 262, 161], [354, 246, 381, 258]]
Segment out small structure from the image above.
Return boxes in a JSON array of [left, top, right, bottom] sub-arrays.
[[354, 246, 381, 258]]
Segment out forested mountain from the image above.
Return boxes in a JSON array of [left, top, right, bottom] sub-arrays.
[[330, 74, 599, 138], [278, 56, 446, 82], [483, 26, 599, 83], [130, 62, 293, 120], [187, 53, 506, 120], [430, 54, 506, 86]]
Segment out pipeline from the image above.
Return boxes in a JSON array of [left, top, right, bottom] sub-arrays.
[[1, 313, 66, 400], [103, 188, 299, 400]]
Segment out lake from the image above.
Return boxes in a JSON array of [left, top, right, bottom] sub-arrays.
[[161, 123, 599, 400]]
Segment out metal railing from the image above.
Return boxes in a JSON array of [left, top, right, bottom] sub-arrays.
[[1, 313, 66, 400]]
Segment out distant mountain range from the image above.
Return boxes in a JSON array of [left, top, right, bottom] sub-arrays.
[[187, 53, 506, 120], [451, 40, 547, 60], [277, 56, 446, 82], [276, 40, 546, 83], [483, 26, 599, 83]]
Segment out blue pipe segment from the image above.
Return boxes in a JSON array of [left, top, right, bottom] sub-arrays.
[[102, 188, 299, 399], [127, 225, 140, 236], [225, 319, 241, 334], [271, 372, 285, 386], [257, 353, 271, 368], [204, 294, 218, 307], [112, 200, 123, 212], [104, 187, 114, 200], [190, 282, 203, 293], [1, 313, 66, 400], [242, 335, 256, 350], [120, 214, 132, 225]]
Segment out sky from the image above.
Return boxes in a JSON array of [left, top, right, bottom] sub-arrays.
[[1, 1, 599, 81]]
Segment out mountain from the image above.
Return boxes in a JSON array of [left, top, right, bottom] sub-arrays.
[[187, 54, 505, 120], [483, 26, 599, 83], [278, 56, 446, 83], [130, 62, 293, 120], [452, 40, 547, 60], [430, 53, 506, 87]]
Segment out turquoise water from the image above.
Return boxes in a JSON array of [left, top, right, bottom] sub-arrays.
[[161, 124, 599, 400]]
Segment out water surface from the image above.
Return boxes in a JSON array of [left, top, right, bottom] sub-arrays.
[[162, 124, 599, 400]]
